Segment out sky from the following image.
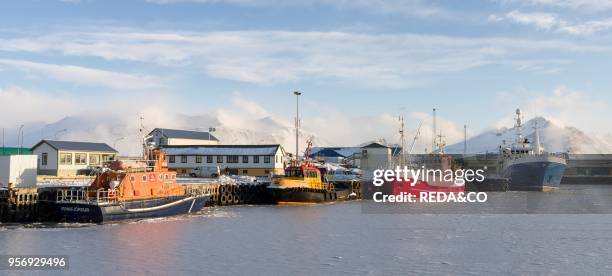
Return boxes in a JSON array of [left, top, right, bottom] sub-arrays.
[[1, 0, 611, 151]]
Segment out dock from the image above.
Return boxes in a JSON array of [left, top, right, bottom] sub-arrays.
[[1, 179, 363, 223]]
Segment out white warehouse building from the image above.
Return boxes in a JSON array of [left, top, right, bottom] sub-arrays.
[[163, 145, 286, 176]]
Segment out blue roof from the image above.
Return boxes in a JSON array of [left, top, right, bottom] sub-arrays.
[[362, 142, 388, 148], [152, 128, 219, 141], [310, 148, 344, 158], [33, 140, 117, 153]]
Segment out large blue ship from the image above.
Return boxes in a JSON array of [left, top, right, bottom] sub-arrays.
[[498, 109, 567, 191]]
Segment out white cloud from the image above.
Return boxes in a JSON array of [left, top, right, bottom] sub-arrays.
[[0, 30, 604, 88], [145, 0, 444, 17], [1, 85, 468, 154], [513, 0, 612, 11], [494, 86, 608, 133], [495, 10, 562, 30], [489, 10, 612, 35], [0, 86, 79, 128], [558, 18, 612, 34], [0, 59, 163, 90]]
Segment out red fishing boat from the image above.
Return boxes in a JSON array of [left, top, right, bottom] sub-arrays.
[[391, 154, 465, 197]]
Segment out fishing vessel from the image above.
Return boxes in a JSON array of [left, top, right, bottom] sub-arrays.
[[40, 150, 209, 223], [390, 109, 465, 198], [498, 109, 567, 191], [267, 140, 351, 204], [391, 128, 465, 197]]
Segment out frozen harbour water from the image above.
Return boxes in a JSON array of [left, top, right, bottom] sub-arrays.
[[1, 186, 612, 275]]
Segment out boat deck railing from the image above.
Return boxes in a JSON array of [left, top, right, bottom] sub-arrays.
[[502, 152, 567, 161], [311, 182, 335, 191], [56, 188, 120, 204]]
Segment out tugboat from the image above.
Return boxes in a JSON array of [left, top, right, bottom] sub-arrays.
[[41, 149, 209, 223], [267, 140, 350, 204], [498, 109, 567, 191]]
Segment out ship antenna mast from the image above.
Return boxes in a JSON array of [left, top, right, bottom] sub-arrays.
[[534, 120, 542, 154], [139, 113, 146, 159], [407, 121, 422, 156], [515, 108, 524, 148], [437, 131, 446, 154], [432, 108, 436, 154], [399, 115, 405, 167]]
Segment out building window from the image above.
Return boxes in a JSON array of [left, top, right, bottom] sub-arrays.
[[142, 175, 147, 182], [243, 170, 248, 174], [102, 155, 113, 162], [253, 156, 259, 163], [217, 156, 223, 163], [60, 153, 72, 165], [206, 156, 213, 163], [227, 156, 239, 163], [276, 155, 278, 163], [89, 154, 101, 166], [242, 155, 249, 163], [181, 156, 187, 163], [265, 170, 270, 174], [264, 156, 271, 163], [169, 155, 176, 163], [159, 137, 167, 145], [196, 156, 202, 163], [41, 153, 48, 166]]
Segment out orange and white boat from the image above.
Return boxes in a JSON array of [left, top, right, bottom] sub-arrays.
[[41, 150, 209, 223]]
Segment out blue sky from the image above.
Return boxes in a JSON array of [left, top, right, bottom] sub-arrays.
[[1, 0, 612, 147]]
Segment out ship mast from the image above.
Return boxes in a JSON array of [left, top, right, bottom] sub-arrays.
[[534, 120, 542, 154], [139, 114, 147, 159], [432, 108, 436, 154], [514, 108, 524, 149], [399, 115, 405, 167], [293, 91, 302, 161], [437, 131, 446, 154]]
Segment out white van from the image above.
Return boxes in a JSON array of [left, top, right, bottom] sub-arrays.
[[189, 166, 221, 178]]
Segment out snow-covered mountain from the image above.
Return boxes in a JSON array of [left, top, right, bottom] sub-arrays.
[[445, 117, 612, 154], [12, 111, 330, 156]]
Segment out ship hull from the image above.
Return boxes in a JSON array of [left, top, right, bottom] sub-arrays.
[[504, 161, 566, 191], [42, 195, 209, 223], [392, 179, 464, 197], [266, 187, 350, 204]]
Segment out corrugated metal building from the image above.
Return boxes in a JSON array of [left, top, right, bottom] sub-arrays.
[[147, 128, 219, 148]]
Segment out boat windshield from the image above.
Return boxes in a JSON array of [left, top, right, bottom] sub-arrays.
[[285, 169, 304, 177]]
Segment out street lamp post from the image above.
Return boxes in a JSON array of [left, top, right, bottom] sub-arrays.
[[293, 91, 302, 160], [54, 129, 68, 140], [114, 137, 126, 150], [17, 124, 24, 155]]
